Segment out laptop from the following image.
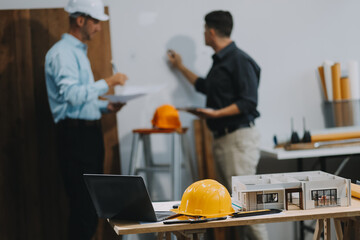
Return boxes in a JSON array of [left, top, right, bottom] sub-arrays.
[[83, 174, 175, 222]]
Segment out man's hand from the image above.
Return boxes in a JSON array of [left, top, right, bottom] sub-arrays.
[[195, 104, 240, 118], [167, 50, 184, 70], [107, 102, 126, 113], [105, 73, 128, 87], [194, 108, 219, 118], [167, 49, 199, 85]]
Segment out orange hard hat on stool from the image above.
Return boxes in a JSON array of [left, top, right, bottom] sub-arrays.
[[151, 104, 181, 130]]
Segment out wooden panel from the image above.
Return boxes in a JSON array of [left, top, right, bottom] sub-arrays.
[[0, 8, 121, 240], [29, 9, 69, 240], [193, 119, 216, 179], [0, 9, 42, 239], [193, 120, 205, 179]]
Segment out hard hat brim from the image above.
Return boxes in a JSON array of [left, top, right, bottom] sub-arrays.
[[90, 13, 109, 21], [64, 6, 109, 21]]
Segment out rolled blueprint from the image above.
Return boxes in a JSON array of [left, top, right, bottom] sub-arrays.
[[318, 66, 328, 100], [348, 61, 360, 99], [312, 131, 360, 142], [323, 60, 334, 101], [340, 77, 351, 100], [331, 63, 341, 101]]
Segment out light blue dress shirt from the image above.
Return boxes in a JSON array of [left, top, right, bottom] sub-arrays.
[[45, 33, 109, 123]]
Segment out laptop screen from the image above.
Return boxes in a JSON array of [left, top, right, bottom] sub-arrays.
[[83, 174, 159, 222]]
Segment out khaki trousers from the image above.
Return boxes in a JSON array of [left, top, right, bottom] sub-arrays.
[[213, 126, 268, 240]]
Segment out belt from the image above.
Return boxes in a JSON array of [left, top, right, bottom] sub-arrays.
[[212, 122, 253, 139], [57, 118, 101, 127]]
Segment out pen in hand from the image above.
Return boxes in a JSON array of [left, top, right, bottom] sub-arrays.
[[167, 49, 175, 57]]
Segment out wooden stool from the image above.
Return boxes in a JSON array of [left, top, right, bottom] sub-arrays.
[[128, 128, 195, 200]]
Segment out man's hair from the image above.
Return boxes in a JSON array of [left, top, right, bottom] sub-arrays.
[[69, 12, 89, 26], [205, 10, 233, 37]]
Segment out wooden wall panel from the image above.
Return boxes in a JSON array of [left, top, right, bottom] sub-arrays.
[[0, 8, 121, 240], [0, 10, 42, 240], [29, 9, 69, 240], [193, 119, 216, 179]]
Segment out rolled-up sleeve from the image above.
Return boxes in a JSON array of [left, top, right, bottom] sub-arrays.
[[194, 77, 207, 95], [234, 59, 259, 114]]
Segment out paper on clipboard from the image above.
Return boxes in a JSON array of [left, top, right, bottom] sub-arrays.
[[103, 84, 166, 103], [176, 107, 201, 115], [177, 107, 212, 115]]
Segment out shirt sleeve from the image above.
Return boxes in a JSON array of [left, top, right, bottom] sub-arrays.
[[234, 58, 259, 115], [48, 51, 109, 107], [194, 77, 207, 95], [98, 99, 109, 113]]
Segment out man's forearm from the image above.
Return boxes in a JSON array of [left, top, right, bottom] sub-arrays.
[[178, 65, 198, 85], [216, 103, 240, 117]]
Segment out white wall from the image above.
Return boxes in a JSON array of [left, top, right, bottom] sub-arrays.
[[110, 0, 360, 175], [2, 1, 360, 239]]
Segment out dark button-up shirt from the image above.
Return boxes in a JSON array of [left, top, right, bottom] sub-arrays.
[[194, 42, 260, 131]]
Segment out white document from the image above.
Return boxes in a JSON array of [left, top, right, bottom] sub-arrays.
[[103, 84, 166, 103], [152, 201, 180, 211]]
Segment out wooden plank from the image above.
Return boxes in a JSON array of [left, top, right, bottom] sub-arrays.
[[193, 119, 205, 179], [313, 219, 323, 240], [29, 8, 68, 240], [13, 10, 45, 240], [334, 218, 343, 240], [0, 10, 24, 240], [324, 218, 331, 240], [202, 120, 216, 179]]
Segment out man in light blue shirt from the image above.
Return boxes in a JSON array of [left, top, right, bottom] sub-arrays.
[[45, 0, 127, 239], [45, 32, 115, 123]]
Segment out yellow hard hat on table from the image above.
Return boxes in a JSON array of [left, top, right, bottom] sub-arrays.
[[172, 179, 235, 218]]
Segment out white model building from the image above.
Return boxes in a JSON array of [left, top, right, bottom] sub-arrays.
[[232, 171, 351, 211]]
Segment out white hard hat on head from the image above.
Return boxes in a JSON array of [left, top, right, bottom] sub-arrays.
[[65, 0, 109, 21]]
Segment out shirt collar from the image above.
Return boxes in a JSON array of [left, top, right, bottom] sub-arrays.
[[212, 41, 236, 61], [62, 33, 88, 51]]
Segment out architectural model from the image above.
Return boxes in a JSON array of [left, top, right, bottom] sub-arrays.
[[232, 171, 351, 211]]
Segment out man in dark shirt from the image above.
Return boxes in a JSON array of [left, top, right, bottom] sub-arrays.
[[167, 10, 267, 240]]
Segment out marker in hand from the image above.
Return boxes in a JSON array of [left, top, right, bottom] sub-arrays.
[[167, 49, 175, 57]]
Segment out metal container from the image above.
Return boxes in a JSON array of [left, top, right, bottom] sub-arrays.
[[322, 100, 360, 127]]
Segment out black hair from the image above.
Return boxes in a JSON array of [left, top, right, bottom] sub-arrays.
[[204, 10, 233, 37]]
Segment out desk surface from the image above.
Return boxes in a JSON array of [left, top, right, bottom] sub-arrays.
[[261, 145, 360, 160], [109, 198, 360, 235]]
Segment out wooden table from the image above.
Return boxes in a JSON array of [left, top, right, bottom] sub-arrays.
[[109, 198, 360, 240]]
